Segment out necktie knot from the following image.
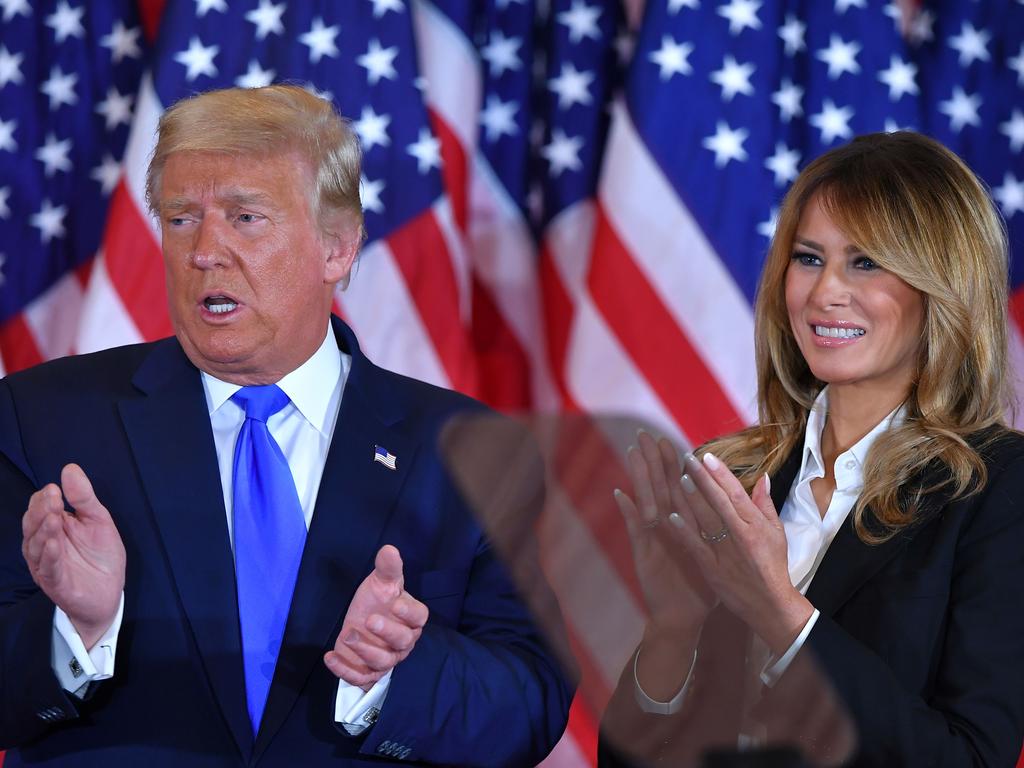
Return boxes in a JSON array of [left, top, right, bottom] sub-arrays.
[[232, 385, 290, 423]]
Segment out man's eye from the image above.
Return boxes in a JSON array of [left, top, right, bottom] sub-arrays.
[[167, 216, 189, 226], [237, 213, 261, 224], [791, 251, 820, 266]]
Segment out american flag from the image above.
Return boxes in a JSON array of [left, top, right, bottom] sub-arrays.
[[1, 0, 1023, 766]]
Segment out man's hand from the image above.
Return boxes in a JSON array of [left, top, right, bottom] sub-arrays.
[[324, 545, 428, 690], [21, 463, 126, 650]]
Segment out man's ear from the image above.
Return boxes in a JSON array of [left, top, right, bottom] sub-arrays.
[[321, 212, 362, 289]]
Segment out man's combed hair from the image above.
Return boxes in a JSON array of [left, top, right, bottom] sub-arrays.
[[703, 132, 1014, 544], [146, 84, 364, 240]]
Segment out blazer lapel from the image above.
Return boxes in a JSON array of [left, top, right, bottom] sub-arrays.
[[117, 338, 252, 760], [255, 318, 419, 758]]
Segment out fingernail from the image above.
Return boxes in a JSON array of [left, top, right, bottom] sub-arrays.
[[669, 513, 684, 528], [613, 488, 623, 498], [344, 630, 360, 645], [680, 474, 696, 493], [683, 452, 700, 470], [702, 452, 721, 470], [368, 616, 384, 633], [763, 473, 771, 493]]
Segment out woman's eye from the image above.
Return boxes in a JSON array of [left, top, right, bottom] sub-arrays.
[[791, 251, 821, 266], [853, 256, 878, 271]]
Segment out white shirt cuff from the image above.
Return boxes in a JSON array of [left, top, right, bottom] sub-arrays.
[[51, 592, 125, 697], [760, 608, 820, 687], [632, 645, 697, 715], [335, 670, 391, 734]]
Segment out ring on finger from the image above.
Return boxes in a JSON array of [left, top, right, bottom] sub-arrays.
[[699, 526, 729, 543]]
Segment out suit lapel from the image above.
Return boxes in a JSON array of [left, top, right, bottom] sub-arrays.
[[255, 318, 418, 757], [117, 338, 252, 760]]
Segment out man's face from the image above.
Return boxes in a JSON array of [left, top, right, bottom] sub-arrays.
[[158, 150, 357, 384]]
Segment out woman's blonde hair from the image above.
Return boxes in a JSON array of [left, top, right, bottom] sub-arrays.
[[146, 84, 364, 241], [706, 131, 1013, 543]]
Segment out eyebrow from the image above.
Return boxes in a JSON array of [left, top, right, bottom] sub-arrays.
[[794, 237, 863, 254], [159, 190, 278, 213]]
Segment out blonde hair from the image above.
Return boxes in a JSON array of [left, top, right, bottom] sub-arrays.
[[706, 132, 1014, 543], [146, 84, 364, 240]]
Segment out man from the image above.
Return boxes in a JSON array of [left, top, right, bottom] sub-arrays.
[[0, 85, 572, 766]]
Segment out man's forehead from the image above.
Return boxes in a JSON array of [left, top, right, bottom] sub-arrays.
[[159, 150, 312, 202]]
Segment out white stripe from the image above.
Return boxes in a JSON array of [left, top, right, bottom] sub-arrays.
[[411, 0, 480, 150], [122, 73, 162, 241], [599, 101, 757, 424], [537, 733, 591, 768], [23, 270, 84, 360], [337, 240, 450, 388], [547, 204, 691, 447], [431, 197, 472, 323], [74, 252, 144, 353]]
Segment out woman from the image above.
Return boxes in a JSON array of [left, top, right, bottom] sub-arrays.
[[601, 132, 1024, 767]]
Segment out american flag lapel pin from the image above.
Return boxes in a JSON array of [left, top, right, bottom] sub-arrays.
[[373, 445, 397, 470]]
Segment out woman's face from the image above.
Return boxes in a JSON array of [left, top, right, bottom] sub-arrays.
[[784, 195, 925, 398]]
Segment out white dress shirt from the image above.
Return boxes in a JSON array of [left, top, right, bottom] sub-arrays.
[[636, 387, 904, 711], [51, 328, 390, 733]]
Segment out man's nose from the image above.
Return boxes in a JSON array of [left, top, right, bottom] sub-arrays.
[[190, 218, 230, 269]]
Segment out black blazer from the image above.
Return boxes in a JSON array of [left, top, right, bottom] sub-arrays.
[[599, 431, 1024, 767]]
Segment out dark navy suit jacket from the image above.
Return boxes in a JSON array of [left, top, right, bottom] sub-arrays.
[[0, 316, 572, 766], [599, 431, 1024, 767]]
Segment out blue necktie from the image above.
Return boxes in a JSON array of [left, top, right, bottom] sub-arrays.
[[231, 385, 307, 734]]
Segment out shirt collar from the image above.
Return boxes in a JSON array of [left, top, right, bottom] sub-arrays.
[[797, 386, 906, 485], [201, 327, 343, 437]]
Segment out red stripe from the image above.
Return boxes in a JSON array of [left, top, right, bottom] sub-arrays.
[[102, 181, 173, 341], [0, 313, 44, 373], [566, 690, 599, 767], [539, 244, 580, 410], [387, 210, 478, 397], [136, 0, 165, 43], [1009, 285, 1024, 334], [470, 275, 533, 411], [429, 111, 468, 235], [588, 205, 744, 445]]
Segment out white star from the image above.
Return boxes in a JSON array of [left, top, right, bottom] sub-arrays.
[[174, 37, 219, 81], [883, 118, 912, 133], [718, 0, 761, 35], [703, 121, 748, 167], [908, 9, 935, 44], [35, 133, 73, 177], [1007, 44, 1024, 87], [1001, 109, 1024, 153], [649, 36, 693, 80], [369, 0, 404, 16], [710, 55, 755, 101], [668, 0, 699, 11], [778, 14, 805, 56], [771, 79, 803, 123], [235, 60, 275, 89], [45, 1, 84, 43], [834, 0, 866, 12], [303, 83, 334, 102], [245, 0, 285, 40], [765, 142, 800, 186], [360, 175, 385, 214], [0, 0, 29, 22], [194, 0, 227, 16], [816, 34, 860, 80], [0, 117, 15, 152], [300, 17, 341, 64], [100, 21, 142, 63], [353, 106, 391, 151], [91, 153, 121, 195], [0, 45, 23, 88], [810, 99, 854, 144], [938, 86, 981, 132], [30, 199, 68, 244], [40, 66, 78, 110], [548, 63, 594, 110], [877, 55, 918, 101], [993, 173, 1024, 218], [480, 30, 522, 77], [557, 0, 602, 44], [480, 94, 519, 141], [948, 21, 990, 68], [541, 128, 584, 177], [357, 39, 399, 85], [0, 186, 9, 219], [407, 127, 441, 174], [757, 207, 778, 240], [95, 87, 133, 130]]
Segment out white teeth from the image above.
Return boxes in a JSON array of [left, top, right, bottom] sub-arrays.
[[815, 325, 864, 339], [207, 302, 237, 314]]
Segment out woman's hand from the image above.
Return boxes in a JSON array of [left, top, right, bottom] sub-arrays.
[[668, 451, 814, 656]]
